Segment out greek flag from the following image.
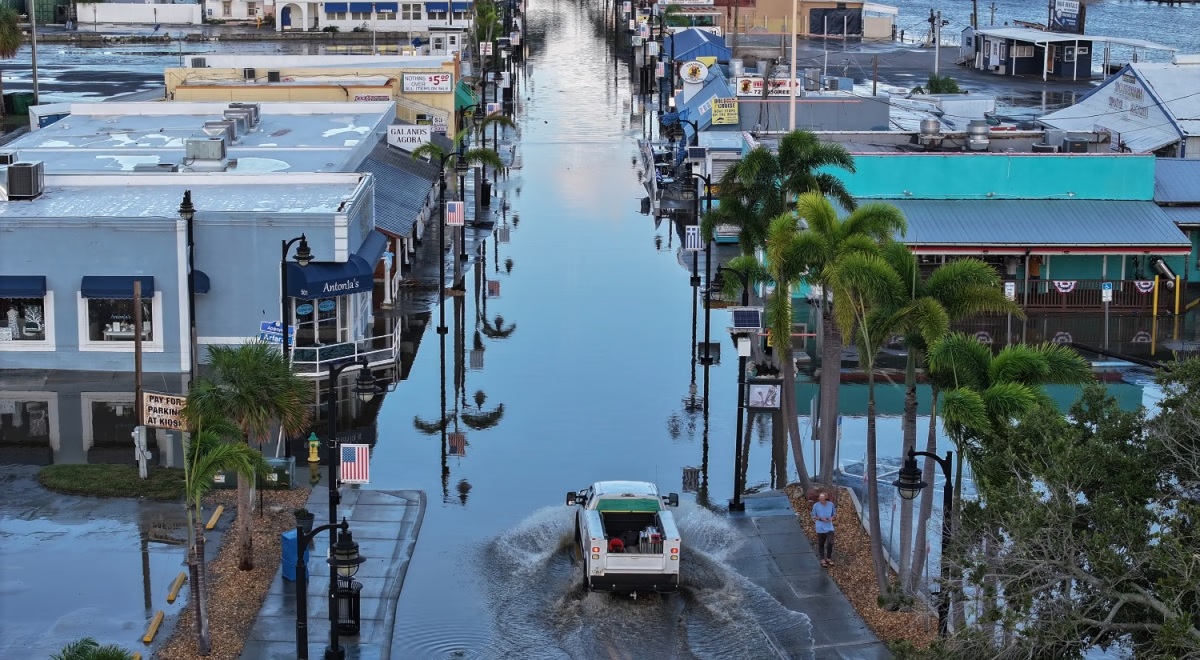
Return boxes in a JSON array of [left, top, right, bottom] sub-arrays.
[[684, 226, 702, 252]]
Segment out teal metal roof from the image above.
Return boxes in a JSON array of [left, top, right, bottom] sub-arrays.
[[888, 200, 1191, 253]]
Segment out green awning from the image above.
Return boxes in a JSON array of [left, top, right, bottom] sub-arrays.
[[455, 80, 477, 112], [597, 498, 661, 513]]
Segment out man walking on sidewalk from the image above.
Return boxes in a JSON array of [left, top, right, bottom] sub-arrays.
[[812, 491, 836, 567]]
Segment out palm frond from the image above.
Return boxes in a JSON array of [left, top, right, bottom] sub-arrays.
[[461, 404, 505, 430], [927, 332, 992, 390], [940, 387, 991, 441], [410, 142, 446, 163], [462, 147, 505, 170], [990, 345, 1052, 385], [842, 201, 907, 242], [0, 8, 21, 61], [413, 415, 451, 435], [1034, 342, 1094, 385], [981, 381, 1041, 429]]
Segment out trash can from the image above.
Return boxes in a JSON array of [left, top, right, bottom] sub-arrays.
[[11, 92, 34, 116], [281, 529, 310, 582], [334, 579, 363, 635], [264, 457, 295, 490]]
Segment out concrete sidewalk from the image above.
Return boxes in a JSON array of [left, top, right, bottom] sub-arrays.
[[726, 491, 892, 660], [241, 486, 425, 659]]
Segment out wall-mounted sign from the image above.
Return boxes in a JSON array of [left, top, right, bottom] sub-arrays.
[[318, 300, 336, 312], [711, 97, 738, 125], [480, 41, 493, 56], [353, 93, 393, 102], [680, 60, 709, 84], [734, 76, 796, 97], [402, 73, 453, 93], [297, 303, 315, 316], [142, 390, 187, 430], [387, 124, 433, 151]]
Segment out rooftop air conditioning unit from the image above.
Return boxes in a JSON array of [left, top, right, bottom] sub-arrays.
[[132, 163, 180, 173], [267, 70, 281, 83], [8, 161, 45, 200], [185, 137, 227, 161], [229, 102, 261, 126], [1031, 143, 1059, 153], [223, 109, 252, 134], [1062, 138, 1089, 153], [243, 68, 256, 80], [0, 151, 17, 166], [1044, 128, 1066, 146], [190, 57, 207, 68], [202, 120, 236, 142]]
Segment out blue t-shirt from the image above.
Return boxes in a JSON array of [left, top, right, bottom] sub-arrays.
[[812, 501, 835, 534]]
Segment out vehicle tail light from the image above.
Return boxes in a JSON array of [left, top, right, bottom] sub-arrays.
[[592, 546, 600, 553], [670, 548, 678, 554], [670, 555, 679, 560], [592, 554, 600, 560]]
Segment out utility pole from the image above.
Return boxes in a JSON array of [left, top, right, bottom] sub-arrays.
[[991, 2, 997, 26], [788, 0, 798, 131], [29, 3, 40, 104], [872, 54, 878, 96], [934, 11, 942, 77], [133, 279, 145, 428], [971, 0, 978, 28]]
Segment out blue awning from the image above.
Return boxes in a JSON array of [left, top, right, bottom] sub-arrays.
[[285, 231, 387, 299], [375, 1, 398, 10], [0, 275, 46, 298], [348, 2, 374, 11], [325, 2, 348, 11], [424, 1, 448, 11], [451, 1, 470, 10], [193, 270, 210, 295], [81, 276, 155, 299]]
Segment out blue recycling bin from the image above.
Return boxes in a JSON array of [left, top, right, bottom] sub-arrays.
[[281, 529, 310, 582]]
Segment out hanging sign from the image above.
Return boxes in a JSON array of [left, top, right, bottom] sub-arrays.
[[142, 391, 187, 430], [402, 73, 453, 93], [445, 200, 465, 226], [387, 124, 433, 151], [710, 97, 738, 125], [680, 60, 709, 84]]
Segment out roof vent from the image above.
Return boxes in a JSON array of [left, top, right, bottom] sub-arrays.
[[190, 57, 207, 68], [8, 161, 45, 200], [267, 70, 281, 83], [0, 151, 17, 166], [223, 108, 253, 133], [229, 102, 261, 126], [132, 163, 180, 173], [243, 67, 256, 80], [185, 137, 227, 161], [202, 120, 236, 142]]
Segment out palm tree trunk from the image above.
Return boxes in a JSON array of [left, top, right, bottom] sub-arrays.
[[772, 409, 787, 488], [951, 446, 967, 631], [898, 350, 918, 592], [741, 412, 755, 494], [908, 387, 939, 593], [782, 344, 813, 491], [236, 474, 254, 571], [818, 300, 841, 485], [865, 366, 889, 594], [193, 520, 211, 655]]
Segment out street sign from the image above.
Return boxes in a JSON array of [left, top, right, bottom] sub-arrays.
[[480, 41, 493, 56], [1101, 281, 1113, 302], [1003, 281, 1017, 301], [684, 225, 701, 252], [142, 391, 187, 430], [258, 321, 295, 346]]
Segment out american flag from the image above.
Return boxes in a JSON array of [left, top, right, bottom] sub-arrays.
[[445, 200, 465, 227], [448, 432, 466, 457], [684, 226, 702, 252], [340, 444, 370, 484], [487, 280, 501, 297]]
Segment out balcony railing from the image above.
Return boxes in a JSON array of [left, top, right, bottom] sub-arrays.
[[290, 333, 396, 377], [1019, 279, 1169, 312]]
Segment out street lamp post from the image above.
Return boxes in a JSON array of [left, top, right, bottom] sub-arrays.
[[179, 191, 198, 388], [294, 518, 364, 659], [712, 266, 751, 511], [432, 152, 454, 335], [281, 234, 315, 457], [322, 356, 379, 659], [893, 448, 955, 637], [691, 172, 714, 366], [455, 149, 470, 261]]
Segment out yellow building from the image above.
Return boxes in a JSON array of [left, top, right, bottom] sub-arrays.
[[718, 0, 895, 41], [165, 54, 469, 134]]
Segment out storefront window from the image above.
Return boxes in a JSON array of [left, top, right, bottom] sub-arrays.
[[294, 297, 344, 346], [0, 400, 51, 446], [87, 298, 153, 342], [1, 297, 47, 341]]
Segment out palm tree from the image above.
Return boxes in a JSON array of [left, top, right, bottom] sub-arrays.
[[927, 334, 1092, 628], [0, 6, 21, 112], [790, 193, 907, 488], [878, 243, 1024, 593], [183, 341, 310, 571], [181, 416, 268, 656], [51, 638, 135, 660], [703, 130, 855, 258]]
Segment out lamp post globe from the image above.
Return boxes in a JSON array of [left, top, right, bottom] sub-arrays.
[[293, 235, 314, 266], [353, 368, 379, 404], [893, 455, 927, 502], [329, 524, 366, 579], [473, 107, 485, 128]]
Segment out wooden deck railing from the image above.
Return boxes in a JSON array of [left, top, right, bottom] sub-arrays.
[[1019, 279, 1166, 312]]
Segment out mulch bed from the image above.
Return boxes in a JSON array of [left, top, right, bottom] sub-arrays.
[[784, 484, 937, 649], [157, 488, 311, 660]]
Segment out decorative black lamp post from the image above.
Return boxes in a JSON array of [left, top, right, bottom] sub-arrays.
[[179, 191, 198, 387], [320, 356, 379, 658], [293, 516, 366, 659], [428, 151, 455, 335], [691, 171, 714, 366], [279, 233, 314, 457], [455, 150, 471, 261], [893, 448, 955, 637], [712, 265, 751, 511]]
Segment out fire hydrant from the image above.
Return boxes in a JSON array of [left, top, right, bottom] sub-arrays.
[[307, 432, 321, 464]]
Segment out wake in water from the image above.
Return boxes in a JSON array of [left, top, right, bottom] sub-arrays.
[[476, 503, 813, 659]]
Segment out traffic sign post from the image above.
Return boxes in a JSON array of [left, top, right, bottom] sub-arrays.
[[1102, 282, 1113, 350]]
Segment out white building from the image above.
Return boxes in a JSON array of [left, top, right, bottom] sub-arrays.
[[1039, 55, 1200, 158]]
